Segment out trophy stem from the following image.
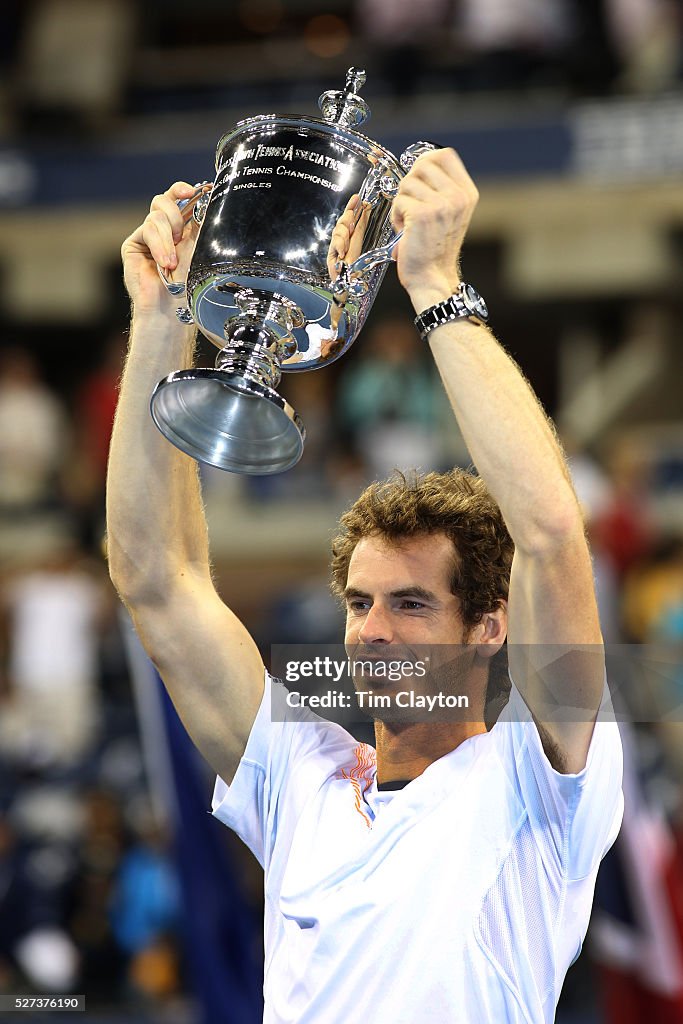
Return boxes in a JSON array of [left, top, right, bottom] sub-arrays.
[[150, 292, 306, 475], [216, 320, 288, 392], [215, 288, 303, 388]]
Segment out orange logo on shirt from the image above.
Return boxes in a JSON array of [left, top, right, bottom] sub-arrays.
[[340, 743, 376, 829]]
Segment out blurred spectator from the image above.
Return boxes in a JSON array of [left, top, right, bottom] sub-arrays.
[[68, 331, 125, 549], [647, 540, 683, 814], [621, 536, 683, 783], [354, 0, 451, 97], [592, 535, 623, 645], [336, 315, 455, 479], [0, 813, 79, 993], [282, 371, 336, 496], [456, 0, 575, 91], [260, 577, 344, 648], [66, 788, 127, 998], [565, 0, 622, 94], [564, 435, 622, 642], [565, 433, 614, 524], [606, 0, 681, 93], [109, 810, 181, 1002], [594, 435, 655, 585], [14, 0, 137, 136], [0, 539, 111, 770], [0, 347, 71, 562], [651, 542, 683, 643], [324, 446, 373, 504], [630, 538, 683, 642]]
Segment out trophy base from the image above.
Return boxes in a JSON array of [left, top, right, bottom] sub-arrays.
[[150, 368, 305, 475]]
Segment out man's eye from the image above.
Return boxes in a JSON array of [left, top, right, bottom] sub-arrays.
[[348, 600, 369, 612], [401, 600, 424, 610]]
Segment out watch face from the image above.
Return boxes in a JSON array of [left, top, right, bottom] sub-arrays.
[[462, 284, 488, 321]]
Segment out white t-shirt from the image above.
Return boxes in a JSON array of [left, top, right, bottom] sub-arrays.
[[212, 674, 623, 1024], [7, 571, 102, 691]]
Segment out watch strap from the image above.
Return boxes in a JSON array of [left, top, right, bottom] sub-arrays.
[[414, 284, 488, 341]]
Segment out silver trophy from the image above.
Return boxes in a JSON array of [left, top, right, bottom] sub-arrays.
[[151, 68, 437, 474]]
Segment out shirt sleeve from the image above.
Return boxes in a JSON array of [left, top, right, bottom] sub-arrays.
[[494, 675, 624, 880], [211, 672, 358, 868]]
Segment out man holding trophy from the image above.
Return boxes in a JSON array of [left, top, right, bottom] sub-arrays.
[[107, 72, 622, 1023]]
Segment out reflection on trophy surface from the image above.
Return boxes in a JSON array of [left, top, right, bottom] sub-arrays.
[[150, 68, 437, 475]]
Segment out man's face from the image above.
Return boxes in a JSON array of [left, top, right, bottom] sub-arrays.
[[343, 532, 476, 718]]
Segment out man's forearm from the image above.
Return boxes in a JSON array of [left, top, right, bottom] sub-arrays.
[[390, 149, 579, 553], [106, 308, 210, 604], [424, 318, 579, 553]]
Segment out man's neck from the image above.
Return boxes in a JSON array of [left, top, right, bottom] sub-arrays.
[[373, 719, 488, 785]]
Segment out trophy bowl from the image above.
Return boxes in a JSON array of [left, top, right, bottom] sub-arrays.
[[150, 68, 437, 474]]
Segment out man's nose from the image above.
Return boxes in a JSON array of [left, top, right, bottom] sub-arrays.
[[357, 604, 393, 644]]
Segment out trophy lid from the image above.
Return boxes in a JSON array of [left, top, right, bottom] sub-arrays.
[[318, 68, 371, 128], [215, 67, 401, 176]]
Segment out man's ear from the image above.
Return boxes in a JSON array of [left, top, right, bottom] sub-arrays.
[[473, 602, 507, 659]]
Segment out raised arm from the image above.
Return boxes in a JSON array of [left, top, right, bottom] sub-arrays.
[[393, 150, 603, 773], [106, 183, 265, 782]]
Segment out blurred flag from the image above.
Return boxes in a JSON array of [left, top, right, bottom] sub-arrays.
[[592, 722, 683, 1023], [122, 617, 263, 1024]]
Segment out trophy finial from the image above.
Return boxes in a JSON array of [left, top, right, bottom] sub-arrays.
[[346, 68, 366, 93], [318, 68, 371, 128]]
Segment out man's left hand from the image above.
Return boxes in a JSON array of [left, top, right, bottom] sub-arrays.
[[391, 149, 479, 310]]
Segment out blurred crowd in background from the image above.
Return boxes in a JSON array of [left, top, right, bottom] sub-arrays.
[[0, 1, 683, 1022], [1, 0, 683, 133]]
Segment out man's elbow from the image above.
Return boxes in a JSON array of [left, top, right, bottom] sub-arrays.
[[106, 535, 169, 612], [514, 500, 586, 558]]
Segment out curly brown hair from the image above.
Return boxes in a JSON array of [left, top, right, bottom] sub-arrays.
[[330, 469, 514, 630]]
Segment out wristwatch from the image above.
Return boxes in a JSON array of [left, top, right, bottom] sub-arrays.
[[414, 283, 489, 341]]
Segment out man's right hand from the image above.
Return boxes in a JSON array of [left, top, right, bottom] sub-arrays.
[[121, 181, 199, 313]]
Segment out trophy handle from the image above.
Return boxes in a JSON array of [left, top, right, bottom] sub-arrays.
[[156, 181, 213, 319], [332, 142, 440, 306]]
